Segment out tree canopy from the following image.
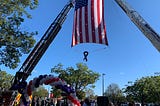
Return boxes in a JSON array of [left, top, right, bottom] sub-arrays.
[[32, 86, 48, 97], [51, 63, 100, 99], [104, 83, 125, 104], [0, 0, 38, 69], [0, 70, 13, 90], [124, 76, 160, 105]]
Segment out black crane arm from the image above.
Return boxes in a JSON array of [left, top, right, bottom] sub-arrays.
[[11, 1, 74, 87]]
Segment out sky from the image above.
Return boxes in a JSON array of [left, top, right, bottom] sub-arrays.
[[2, 0, 160, 96]]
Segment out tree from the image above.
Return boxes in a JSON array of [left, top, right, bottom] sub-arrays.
[[51, 63, 100, 99], [124, 76, 160, 105], [0, 70, 13, 90], [32, 86, 48, 97], [0, 0, 38, 69], [85, 88, 95, 99], [50, 86, 62, 98], [104, 83, 125, 104]]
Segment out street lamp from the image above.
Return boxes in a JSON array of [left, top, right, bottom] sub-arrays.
[[102, 73, 105, 96]]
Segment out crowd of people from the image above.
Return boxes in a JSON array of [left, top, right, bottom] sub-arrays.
[[1, 94, 139, 106], [15, 96, 97, 106], [14, 96, 68, 106], [29, 97, 97, 106], [31, 96, 55, 106], [80, 98, 96, 106]]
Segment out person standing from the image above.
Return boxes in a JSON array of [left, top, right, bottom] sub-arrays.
[[83, 98, 91, 106], [50, 98, 55, 106], [41, 98, 45, 106]]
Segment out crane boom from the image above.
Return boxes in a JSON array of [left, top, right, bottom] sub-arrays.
[[115, 0, 160, 52], [11, 1, 74, 88], [8, 1, 74, 105]]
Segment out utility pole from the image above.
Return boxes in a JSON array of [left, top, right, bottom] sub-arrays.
[[102, 73, 105, 96]]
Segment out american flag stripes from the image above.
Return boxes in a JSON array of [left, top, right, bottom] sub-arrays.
[[71, 0, 108, 46]]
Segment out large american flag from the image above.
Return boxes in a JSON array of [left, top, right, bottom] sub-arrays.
[[71, 0, 108, 46]]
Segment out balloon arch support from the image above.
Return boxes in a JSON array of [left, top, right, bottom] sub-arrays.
[[14, 74, 81, 106]]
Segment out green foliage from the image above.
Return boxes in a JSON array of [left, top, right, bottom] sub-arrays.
[[0, 0, 38, 69], [50, 86, 62, 98], [0, 0, 38, 20], [51, 63, 100, 99], [0, 70, 13, 89], [85, 88, 95, 98], [104, 83, 125, 103], [32, 86, 48, 97], [124, 76, 160, 104], [76, 90, 86, 99]]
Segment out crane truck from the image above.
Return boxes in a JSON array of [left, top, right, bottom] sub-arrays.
[[6, 0, 74, 105]]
